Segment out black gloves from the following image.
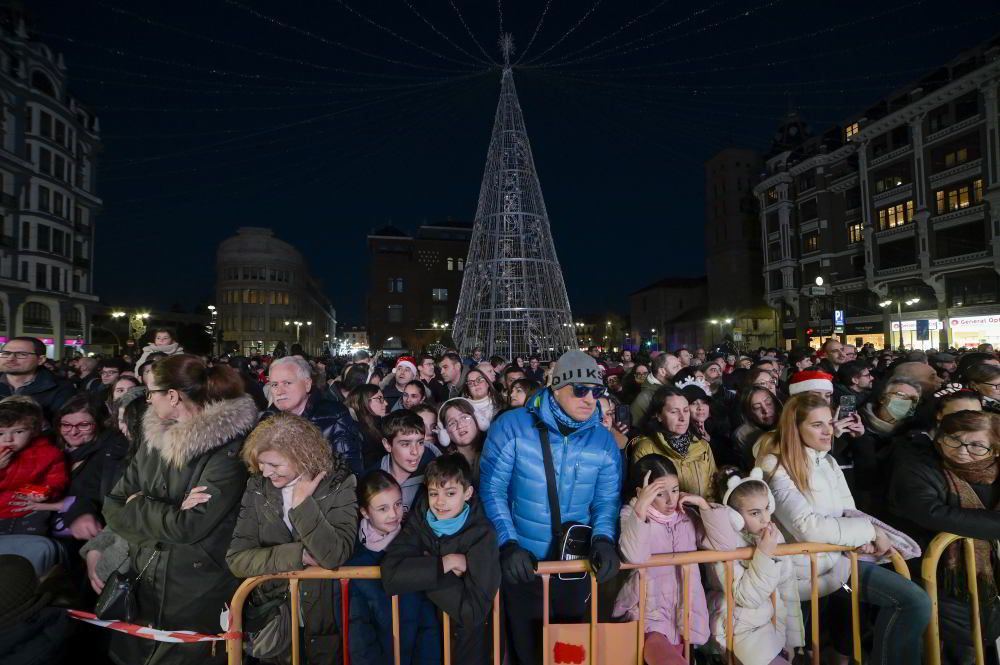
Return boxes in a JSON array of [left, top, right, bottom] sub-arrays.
[[500, 540, 538, 585], [589, 536, 621, 584]]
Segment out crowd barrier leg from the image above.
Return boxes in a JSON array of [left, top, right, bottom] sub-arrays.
[[289, 577, 301, 665], [963, 538, 986, 665], [724, 562, 735, 665], [541, 573, 550, 664], [808, 553, 820, 665], [391, 595, 401, 665], [849, 553, 862, 665], [637, 568, 647, 665], [589, 573, 598, 665], [681, 564, 691, 662], [493, 593, 501, 665], [339, 579, 350, 665]]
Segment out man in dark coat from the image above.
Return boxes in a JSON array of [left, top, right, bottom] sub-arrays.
[[265, 356, 365, 475], [382, 456, 500, 665], [0, 337, 75, 428]]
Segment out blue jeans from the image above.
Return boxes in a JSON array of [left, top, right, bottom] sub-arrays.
[[858, 561, 932, 665], [0, 534, 65, 575]]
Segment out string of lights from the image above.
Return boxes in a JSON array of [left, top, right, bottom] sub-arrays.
[[533, 0, 784, 69], [448, 0, 496, 64], [512, 0, 552, 66], [397, 0, 494, 66], [222, 0, 480, 74], [520, 0, 604, 67]]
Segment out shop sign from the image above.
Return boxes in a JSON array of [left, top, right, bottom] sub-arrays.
[[834, 310, 845, 327], [846, 322, 883, 334], [949, 315, 1000, 331], [891, 319, 942, 332]]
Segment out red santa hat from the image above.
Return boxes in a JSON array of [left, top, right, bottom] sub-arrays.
[[788, 370, 834, 396], [395, 356, 418, 376]]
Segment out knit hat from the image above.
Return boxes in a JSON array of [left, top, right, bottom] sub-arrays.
[[0, 555, 49, 628], [788, 370, 834, 396], [395, 356, 417, 376], [550, 350, 605, 389]]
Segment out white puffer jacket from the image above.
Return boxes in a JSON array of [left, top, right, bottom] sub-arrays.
[[760, 448, 875, 598]]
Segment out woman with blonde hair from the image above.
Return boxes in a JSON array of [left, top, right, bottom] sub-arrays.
[[757, 393, 930, 665], [227, 412, 357, 665]]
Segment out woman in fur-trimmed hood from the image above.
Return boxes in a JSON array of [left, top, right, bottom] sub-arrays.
[[104, 355, 259, 665]]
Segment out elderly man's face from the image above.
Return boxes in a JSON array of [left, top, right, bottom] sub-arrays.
[[268, 363, 312, 414]]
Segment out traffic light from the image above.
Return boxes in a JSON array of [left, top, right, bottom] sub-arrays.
[[805, 327, 814, 336]]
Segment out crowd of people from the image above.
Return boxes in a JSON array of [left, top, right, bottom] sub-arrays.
[[0, 330, 997, 665]]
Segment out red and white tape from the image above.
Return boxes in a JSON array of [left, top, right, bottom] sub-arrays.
[[67, 610, 238, 643]]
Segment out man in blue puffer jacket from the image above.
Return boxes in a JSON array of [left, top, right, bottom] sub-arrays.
[[480, 349, 622, 665]]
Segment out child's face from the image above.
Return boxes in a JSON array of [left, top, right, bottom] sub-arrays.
[[384, 433, 425, 475], [418, 411, 437, 441], [734, 493, 772, 536], [154, 332, 173, 346], [647, 474, 681, 514], [428, 479, 473, 520], [0, 421, 34, 454], [362, 487, 403, 534]]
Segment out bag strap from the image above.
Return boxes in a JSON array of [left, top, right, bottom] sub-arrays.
[[135, 551, 158, 583], [530, 411, 562, 548]]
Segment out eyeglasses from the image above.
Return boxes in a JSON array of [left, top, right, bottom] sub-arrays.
[[887, 391, 918, 402], [59, 421, 95, 432], [446, 414, 475, 430], [466, 377, 488, 387], [977, 382, 1000, 391], [369, 395, 386, 404], [145, 388, 168, 402], [570, 384, 607, 399], [0, 351, 39, 359], [939, 435, 993, 456]]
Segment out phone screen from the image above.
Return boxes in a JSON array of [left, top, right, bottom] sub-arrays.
[[838, 394, 857, 418]]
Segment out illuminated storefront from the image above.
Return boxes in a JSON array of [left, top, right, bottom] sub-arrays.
[[889, 319, 943, 351], [948, 315, 1000, 349]]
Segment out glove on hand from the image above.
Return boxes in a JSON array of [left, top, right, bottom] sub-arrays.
[[589, 536, 621, 584], [500, 541, 538, 585]]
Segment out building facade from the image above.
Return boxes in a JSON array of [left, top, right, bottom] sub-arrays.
[[0, 10, 100, 358], [216, 227, 336, 357], [366, 221, 472, 354], [755, 38, 1000, 350], [705, 148, 777, 349], [629, 277, 710, 352]]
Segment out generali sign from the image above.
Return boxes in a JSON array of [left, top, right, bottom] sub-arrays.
[[949, 316, 1000, 331]]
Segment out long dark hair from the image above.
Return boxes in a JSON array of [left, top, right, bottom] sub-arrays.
[[346, 384, 384, 444], [627, 453, 678, 498], [641, 385, 692, 436], [741, 387, 781, 429]]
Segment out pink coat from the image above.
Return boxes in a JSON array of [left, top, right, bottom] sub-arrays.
[[612, 501, 710, 645]]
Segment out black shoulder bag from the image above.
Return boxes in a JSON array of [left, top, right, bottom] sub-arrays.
[[95, 550, 158, 622], [531, 413, 591, 581]]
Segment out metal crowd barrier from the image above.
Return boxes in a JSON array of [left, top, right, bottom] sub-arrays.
[[922, 532, 986, 665], [225, 544, 909, 665]]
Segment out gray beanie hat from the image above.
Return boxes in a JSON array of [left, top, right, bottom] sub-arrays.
[[551, 350, 605, 389]]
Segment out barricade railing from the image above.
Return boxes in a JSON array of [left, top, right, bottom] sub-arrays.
[[225, 544, 910, 665], [921, 532, 986, 665]]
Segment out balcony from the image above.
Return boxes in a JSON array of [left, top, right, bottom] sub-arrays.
[[869, 144, 912, 168], [875, 263, 919, 277], [925, 114, 983, 145], [931, 203, 986, 231], [875, 222, 916, 242], [932, 250, 990, 268], [872, 183, 913, 206], [928, 158, 982, 187]]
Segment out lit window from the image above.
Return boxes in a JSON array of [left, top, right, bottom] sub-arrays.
[[457, 258, 464, 271], [803, 233, 819, 253], [848, 223, 863, 244], [447, 257, 454, 271], [766, 187, 779, 203], [845, 122, 860, 139], [432, 288, 448, 302], [877, 200, 914, 230], [936, 179, 985, 214]]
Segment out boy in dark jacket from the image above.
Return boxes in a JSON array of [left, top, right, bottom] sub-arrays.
[[381, 455, 501, 665]]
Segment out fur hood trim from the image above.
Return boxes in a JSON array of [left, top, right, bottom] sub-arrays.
[[144, 395, 258, 468]]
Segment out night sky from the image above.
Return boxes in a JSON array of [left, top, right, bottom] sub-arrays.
[[31, 1, 1000, 324]]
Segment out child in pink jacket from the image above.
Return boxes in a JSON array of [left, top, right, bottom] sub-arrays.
[[613, 454, 709, 665]]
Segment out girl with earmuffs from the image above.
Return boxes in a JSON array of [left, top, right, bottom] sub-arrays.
[[437, 398, 486, 487], [692, 466, 804, 665]]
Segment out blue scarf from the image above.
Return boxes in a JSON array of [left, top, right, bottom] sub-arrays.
[[543, 387, 602, 431], [427, 503, 470, 537]]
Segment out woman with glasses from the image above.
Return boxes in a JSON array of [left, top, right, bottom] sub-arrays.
[[629, 385, 720, 500], [346, 384, 388, 469], [964, 363, 1000, 415], [437, 398, 486, 486], [622, 363, 650, 405], [12, 394, 129, 547], [888, 410, 1000, 665], [103, 355, 256, 665], [460, 367, 504, 431]]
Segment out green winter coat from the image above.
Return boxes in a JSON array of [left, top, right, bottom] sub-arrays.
[[226, 463, 357, 665], [104, 395, 259, 665]]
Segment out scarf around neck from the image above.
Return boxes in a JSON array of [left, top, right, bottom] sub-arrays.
[[543, 388, 601, 431], [427, 503, 470, 537], [359, 517, 399, 553], [660, 430, 693, 457], [646, 505, 680, 525], [938, 454, 1000, 608]]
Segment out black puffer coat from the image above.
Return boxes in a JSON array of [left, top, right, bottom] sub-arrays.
[[264, 392, 364, 476]]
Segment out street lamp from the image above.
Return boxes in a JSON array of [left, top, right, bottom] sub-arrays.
[[284, 320, 305, 343], [815, 276, 824, 286], [879, 298, 920, 350]]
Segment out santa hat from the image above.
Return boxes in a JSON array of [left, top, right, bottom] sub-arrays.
[[395, 356, 417, 376], [788, 370, 834, 396]]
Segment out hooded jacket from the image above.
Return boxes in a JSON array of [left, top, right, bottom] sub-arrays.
[[381, 493, 500, 629], [226, 462, 357, 665], [479, 390, 622, 559], [104, 395, 257, 665], [264, 391, 365, 476]]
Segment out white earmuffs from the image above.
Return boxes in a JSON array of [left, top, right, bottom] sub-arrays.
[[722, 467, 775, 533]]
